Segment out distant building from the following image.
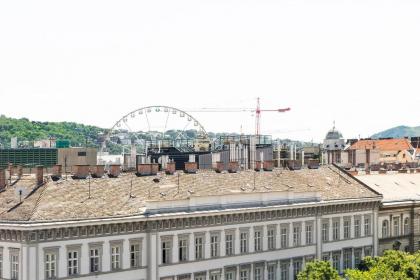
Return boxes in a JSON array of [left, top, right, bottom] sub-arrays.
[[322, 125, 345, 164]]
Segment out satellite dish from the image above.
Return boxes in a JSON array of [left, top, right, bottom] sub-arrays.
[[14, 186, 28, 202]]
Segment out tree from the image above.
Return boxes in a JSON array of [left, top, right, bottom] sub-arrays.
[[297, 260, 340, 280]]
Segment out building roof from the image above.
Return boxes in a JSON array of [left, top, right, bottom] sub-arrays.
[[356, 173, 420, 203], [0, 166, 380, 222], [325, 128, 343, 140], [349, 138, 412, 151]]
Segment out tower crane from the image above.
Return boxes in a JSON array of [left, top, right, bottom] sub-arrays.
[[186, 97, 290, 136]]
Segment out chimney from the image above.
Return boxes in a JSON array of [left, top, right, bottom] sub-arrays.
[[379, 169, 387, 174], [165, 162, 176, 175], [151, 163, 159, 175], [73, 165, 89, 179], [136, 164, 152, 176], [184, 162, 197, 174], [0, 168, 6, 189], [254, 161, 262, 171], [91, 165, 105, 178], [36, 165, 44, 185], [348, 170, 358, 176], [108, 164, 121, 178], [17, 165, 23, 178], [307, 159, 320, 169], [228, 161, 239, 173], [215, 161, 224, 173], [51, 165, 62, 181], [263, 160, 274, 171], [287, 160, 302, 171]]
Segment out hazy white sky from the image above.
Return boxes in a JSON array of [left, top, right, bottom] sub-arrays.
[[0, 0, 419, 142]]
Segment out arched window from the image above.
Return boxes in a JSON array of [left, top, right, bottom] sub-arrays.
[[404, 217, 410, 235], [382, 220, 389, 238]]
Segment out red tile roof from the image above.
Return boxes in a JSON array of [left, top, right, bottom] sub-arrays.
[[349, 139, 412, 151]]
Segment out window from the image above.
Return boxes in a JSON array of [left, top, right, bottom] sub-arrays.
[[179, 238, 188, 262], [240, 232, 248, 253], [225, 271, 235, 280], [354, 218, 361, 238], [293, 225, 301, 246], [254, 230, 262, 252], [268, 265, 276, 280], [364, 246, 372, 257], [210, 273, 220, 280], [332, 220, 340, 241], [364, 216, 371, 236], [195, 236, 204, 260], [343, 249, 352, 270], [111, 245, 121, 270], [67, 250, 79, 276], [305, 224, 313, 245], [404, 217, 410, 235], [267, 228, 275, 250], [344, 219, 350, 239], [225, 233, 234, 256], [210, 235, 219, 257], [0, 249, 3, 279], [280, 262, 289, 280], [254, 267, 262, 280], [77, 151, 87, 156], [382, 220, 389, 238], [11, 251, 19, 280], [130, 242, 141, 268], [90, 247, 100, 272], [354, 249, 362, 268], [332, 253, 340, 272], [322, 221, 329, 242], [195, 274, 206, 280], [392, 217, 400, 236], [280, 226, 288, 248], [161, 240, 171, 264], [293, 259, 302, 279], [45, 252, 57, 279], [322, 253, 330, 262], [240, 269, 249, 280]]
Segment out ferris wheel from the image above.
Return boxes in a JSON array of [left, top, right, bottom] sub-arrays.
[[101, 106, 209, 155]]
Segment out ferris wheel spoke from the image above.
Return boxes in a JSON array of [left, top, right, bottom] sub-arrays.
[[162, 109, 170, 140]]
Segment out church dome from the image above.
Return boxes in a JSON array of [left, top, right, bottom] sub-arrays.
[[325, 127, 343, 140]]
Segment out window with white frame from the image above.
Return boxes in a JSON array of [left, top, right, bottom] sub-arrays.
[[280, 262, 289, 280], [225, 270, 235, 280], [354, 249, 362, 267], [111, 244, 121, 270], [393, 217, 400, 236], [240, 231, 248, 253], [293, 259, 302, 279], [267, 265, 276, 280], [364, 216, 371, 236], [130, 241, 141, 268], [280, 226, 288, 248], [254, 230, 262, 252], [332, 253, 340, 272], [45, 251, 57, 279], [210, 234, 219, 257], [322, 220, 329, 242], [11, 250, 19, 280], [332, 219, 340, 241], [354, 218, 361, 238], [254, 266, 262, 280], [89, 246, 101, 273], [344, 219, 351, 239], [225, 233, 234, 256], [195, 235, 204, 260], [67, 249, 79, 276], [382, 220, 389, 238], [343, 249, 352, 270], [364, 246, 372, 257], [404, 217, 410, 235], [267, 227, 275, 250], [179, 237, 188, 262], [305, 223, 313, 245], [293, 224, 301, 246], [195, 274, 206, 280], [210, 272, 220, 280], [161, 239, 172, 264], [240, 269, 249, 280]]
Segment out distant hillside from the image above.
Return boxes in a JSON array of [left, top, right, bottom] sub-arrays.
[[371, 125, 420, 139]]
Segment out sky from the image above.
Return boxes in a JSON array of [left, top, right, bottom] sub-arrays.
[[0, 0, 419, 142]]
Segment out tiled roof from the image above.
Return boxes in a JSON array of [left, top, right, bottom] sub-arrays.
[[0, 166, 380, 222], [349, 139, 412, 151]]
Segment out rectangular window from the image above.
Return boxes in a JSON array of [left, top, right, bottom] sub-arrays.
[[393, 217, 400, 237], [332, 220, 340, 241], [306, 224, 313, 245], [254, 230, 262, 252], [322, 221, 329, 242], [364, 246, 372, 257], [225, 233, 234, 256], [344, 220, 350, 239], [210, 235, 219, 257], [343, 250, 352, 270], [354, 218, 361, 238], [267, 228, 275, 250], [332, 254, 340, 272], [280, 262, 289, 280], [268, 265, 276, 280], [254, 267, 262, 280], [111, 245, 121, 270], [130, 243, 141, 268], [280, 227, 288, 248], [365, 217, 371, 236], [77, 151, 87, 156], [161, 240, 171, 264], [195, 236, 204, 260], [179, 238, 188, 262], [90, 248, 100, 272], [45, 252, 57, 279], [68, 250, 79, 276], [240, 232, 248, 253], [11, 253, 19, 280], [225, 271, 235, 280], [210, 274, 220, 280], [240, 269, 249, 280], [293, 260, 302, 279], [293, 225, 301, 246], [354, 249, 362, 267]]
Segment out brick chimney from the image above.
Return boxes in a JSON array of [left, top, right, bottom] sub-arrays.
[[165, 162, 176, 175], [184, 162, 197, 174], [108, 164, 121, 178], [215, 161, 224, 173], [36, 165, 44, 185], [263, 160, 274, 171], [151, 163, 159, 175], [51, 165, 62, 181], [137, 164, 151, 176], [92, 165, 105, 178], [254, 161, 262, 171], [228, 161, 239, 173], [0, 168, 6, 189], [73, 165, 89, 179], [307, 159, 320, 169]]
